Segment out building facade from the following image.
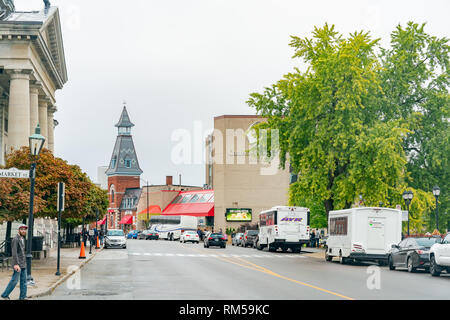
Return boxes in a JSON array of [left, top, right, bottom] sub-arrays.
[[0, 2, 67, 165], [106, 106, 143, 230], [206, 115, 290, 233]]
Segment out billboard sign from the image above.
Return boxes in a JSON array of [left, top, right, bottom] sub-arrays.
[[225, 208, 252, 222]]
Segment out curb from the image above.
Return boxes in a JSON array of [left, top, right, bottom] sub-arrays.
[[28, 247, 104, 299]]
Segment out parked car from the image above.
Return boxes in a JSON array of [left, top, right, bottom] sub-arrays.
[[105, 229, 127, 249], [241, 230, 259, 247], [388, 237, 442, 272], [429, 233, 450, 277], [232, 233, 244, 246], [180, 230, 199, 244], [127, 230, 140, 239], [204, 233, 227, 249], [138, 230, 159, 240]]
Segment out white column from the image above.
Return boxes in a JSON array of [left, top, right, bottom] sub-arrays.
[[6, 69, 32, 151], [38, 97, 49, 149], [29, 81, 40, 135], [47, 106, 56, 153]]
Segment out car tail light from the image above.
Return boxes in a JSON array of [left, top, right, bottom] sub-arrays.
[[245, 236, 248, 239], [209, 237, 213, 240], [416, 250, 425, 255], [221, 237, 226, 240]]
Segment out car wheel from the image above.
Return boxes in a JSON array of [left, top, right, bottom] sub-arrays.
[[325, 253, 333, 262], [430, 255, 441, 277], [388, 255, 396, 270], [407, 257, 416, 273]]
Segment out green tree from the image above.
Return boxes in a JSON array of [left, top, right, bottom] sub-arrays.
[[379, 22, 449, 232], [248, 24, 408, 219]]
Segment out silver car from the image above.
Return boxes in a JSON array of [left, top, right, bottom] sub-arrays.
[[104, 229, 127, 249], [232, 233, 244, 246]]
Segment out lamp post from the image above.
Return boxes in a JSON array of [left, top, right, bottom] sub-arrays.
[[26, 124, 45, 285], [95, 207, 100, 249], [402, 190, 414, 236], [140, 178, 150, 229], [432, 186, 440, 232]]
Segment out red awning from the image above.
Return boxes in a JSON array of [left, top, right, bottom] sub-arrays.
[[138, 205, 161, 215], [118, 215, 133, 225], [97, 217, 106, 225], [163, 203, 214, 217]]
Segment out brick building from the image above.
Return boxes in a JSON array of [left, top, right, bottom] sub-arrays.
[[105, 105, 143, 231]]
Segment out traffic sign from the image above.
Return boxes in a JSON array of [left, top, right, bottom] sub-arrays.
[[0, 168, 29, 179]]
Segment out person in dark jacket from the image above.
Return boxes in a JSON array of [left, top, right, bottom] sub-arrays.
[[1, 224, 28, 300]]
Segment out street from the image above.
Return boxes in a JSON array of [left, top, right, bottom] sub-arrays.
[[40, 239, 449, 300]]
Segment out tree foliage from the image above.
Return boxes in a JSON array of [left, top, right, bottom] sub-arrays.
[[248, 22, 448, 232], [0, 148, 108, 224]]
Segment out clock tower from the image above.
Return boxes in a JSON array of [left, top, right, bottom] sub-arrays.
[[106, 105, 143, 229]]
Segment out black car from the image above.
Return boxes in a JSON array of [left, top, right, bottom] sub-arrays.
[[138, 230, 159, 240], [242, 230, 259, 247], [204, 233, 227, 249], [389, 237, 442, 272]]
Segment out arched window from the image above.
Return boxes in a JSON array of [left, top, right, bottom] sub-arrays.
[[110, 184, 116, 204]]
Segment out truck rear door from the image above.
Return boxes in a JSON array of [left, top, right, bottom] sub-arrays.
[[367, 217, 386, 254]]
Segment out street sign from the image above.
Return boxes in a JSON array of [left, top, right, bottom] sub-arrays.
[[402, 210, 409, 222], [57, 182, 65, 212], [0, 168, 29, 179]]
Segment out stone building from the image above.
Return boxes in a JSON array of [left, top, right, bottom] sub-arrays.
[[206, 115, 290, 233], [106, 106, 143, 230], [0, 1, 67, 165]]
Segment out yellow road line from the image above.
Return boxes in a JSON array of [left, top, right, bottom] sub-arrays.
[[185, 246, 355, 300]]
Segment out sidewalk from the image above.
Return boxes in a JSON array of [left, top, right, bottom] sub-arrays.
[[302, 246, 326, 259], [0, 245, 102, 300]]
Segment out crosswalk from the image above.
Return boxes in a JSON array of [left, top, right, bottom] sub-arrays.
[[128, 252, 306, 259]]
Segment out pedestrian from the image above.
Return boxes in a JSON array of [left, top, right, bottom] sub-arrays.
[[310, 230, 316, 248], [315, 229, 321, 248], [1, 224, 28, 300], [197, 228, 203, 241], [100, 229, 104, 245]]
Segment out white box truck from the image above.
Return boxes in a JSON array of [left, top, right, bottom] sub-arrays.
[[325, 207, 402, 265], [257, 206, 310, 253]]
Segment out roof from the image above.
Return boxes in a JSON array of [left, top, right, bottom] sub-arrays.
[[138, 205, 162, 215], [163, 190, 214, 217], [106, 107, 143, 176], [115, 106, 135, 128], [119, 188, 142, 211], [1, 8, 57, 24]]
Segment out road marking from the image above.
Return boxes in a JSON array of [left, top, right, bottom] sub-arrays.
[[127, 252, 306, 259], [182, 247, 354, 300]]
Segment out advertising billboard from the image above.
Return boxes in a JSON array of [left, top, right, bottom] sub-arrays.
[[225, 208, 252, 222]]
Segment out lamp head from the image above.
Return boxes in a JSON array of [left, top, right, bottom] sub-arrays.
[[432, 186, 440, 197], [29, 124, 46, 157]]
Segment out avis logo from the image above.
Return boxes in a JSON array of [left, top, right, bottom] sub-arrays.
[[280, 217, 303, 222]]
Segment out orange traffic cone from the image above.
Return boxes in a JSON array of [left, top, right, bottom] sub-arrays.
[[79, 241, 86, 259], [96, 236, 100, 249]]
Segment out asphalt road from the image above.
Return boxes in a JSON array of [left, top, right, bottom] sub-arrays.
[[40, 239, 449, 300]]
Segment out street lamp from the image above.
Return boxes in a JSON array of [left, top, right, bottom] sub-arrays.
[[402, 190, 414, 236], [26, 124, 45, 285], [432, 186, 440, 232]]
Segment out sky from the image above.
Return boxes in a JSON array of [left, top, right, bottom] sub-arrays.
[[14, 0, 450, 187]]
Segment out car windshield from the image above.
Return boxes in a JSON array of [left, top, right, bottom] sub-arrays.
[[107, 230, 124, 236], [415, 238, 441, 247], [247, 231, 258, 235]]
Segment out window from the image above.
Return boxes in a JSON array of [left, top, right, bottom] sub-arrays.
[[329, 217, 348, 236], [111, 158, 117, 168], [198, 193, 212, 203], [188, 194, 200, 203], [443, 235, 450, 244], [260, 211, 276, 227], [125, 159, 132, 168], [181, 195, 193, 203], [173, 195, 183, 204]]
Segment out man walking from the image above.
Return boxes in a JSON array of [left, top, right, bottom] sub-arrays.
[[1, 224, 28, 300]]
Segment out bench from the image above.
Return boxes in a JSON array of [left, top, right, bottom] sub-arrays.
[[0, 256, 11, 272]]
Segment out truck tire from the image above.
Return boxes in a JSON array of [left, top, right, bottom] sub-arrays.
[[339, 252, 347, 265], [325, 253, 333, 262]]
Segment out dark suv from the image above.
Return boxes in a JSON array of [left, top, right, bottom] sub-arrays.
[[242, 230, 259, 247], [204, 233, 227, 249]]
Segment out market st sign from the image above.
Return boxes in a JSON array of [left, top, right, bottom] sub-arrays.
[[0, 168, 30, 179]]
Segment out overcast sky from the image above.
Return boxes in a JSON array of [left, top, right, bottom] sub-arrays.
[[15, 0, 450, 187]]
